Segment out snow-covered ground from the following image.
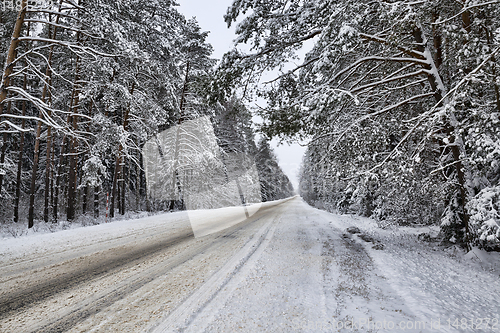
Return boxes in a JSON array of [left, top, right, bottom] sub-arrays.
[[1, 197, 499, 332], [312, 208, 500, 333]]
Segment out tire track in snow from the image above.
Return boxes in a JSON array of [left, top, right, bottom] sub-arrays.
[[0, 201, 293, 333], [29, 230, 232, 333], [148, 206, 284, 333], [0, 228, 195, 321], [1, 203, 287, 333], [0, 215, 190, 281]]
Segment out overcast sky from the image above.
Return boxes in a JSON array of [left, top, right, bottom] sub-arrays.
[[178, 0, 307, 191]]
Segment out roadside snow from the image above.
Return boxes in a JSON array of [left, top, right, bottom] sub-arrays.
[[188, 200, 290, 238], [313, 206, 500, 332]]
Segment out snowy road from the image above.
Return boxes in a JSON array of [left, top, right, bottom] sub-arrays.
[[1, 197, 499, 332], [0, 199, 288, 332]]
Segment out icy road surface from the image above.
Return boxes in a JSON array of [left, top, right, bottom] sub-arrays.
[[1, 197, 499, 332]]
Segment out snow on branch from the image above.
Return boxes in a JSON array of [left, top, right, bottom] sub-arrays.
[[430, 159, 466, 176], [17, 37, 116, 58], [337, 62, 384, 90], [4, 86, 66, 130], [343, 45, 500, 179], [351, 69, 427, 93], [61, 0, 84, 11], [25, 9, 80, 20], [313, 92, 435, 149], [24, 19, 101, 39], [263, 56, 320, 84], [27, 51, 75, 86], [403, 1, 427, 5], [385, 78, 428, 92], [359, 33, 425, 60], [241, 29, 323, 60], [0, 113, 62, 131], [0, 120, 32, 133], [432, 0, 500, 26], [407, 45, 500, 125], [331, 56, 427, 88]]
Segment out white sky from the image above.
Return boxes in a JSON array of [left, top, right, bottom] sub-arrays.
[[177, 0, 235, 60], [177, 0, 307, 191]]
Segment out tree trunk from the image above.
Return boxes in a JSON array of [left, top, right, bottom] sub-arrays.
[[14, 76, 27, 223], [461, 3, 472, 33], [27, 93, 45, 227], [29, 7, 63, 226], [178, 61, 190, 122], [168, 63, 191, 210], [146, 186, 151, 212], [414, 25, 472, 250], [136, 145, 141, 211], [0, 0, 28, 196], [50, 141, 55, 222], [432, 11, 443, 69], [43, 134, 53, 222], [117, 175, 122, 215], [110, 82, 134, 217], [0, 0, 27, 108], [43, 7, 62, 222], [54, 136, 68, 223], [110, 153, 120, 218], [66, 54, 81, 221], [81, 99, 93, 215], [483, 27, 500, 113], [0, 100, 12, 198], [13, 22, 31, 223], [67, 117, 79, 221], [120, 159, 126, 215], [29, 83, 54, 226], [28, 121, 41, 228], [66, 0, 83, 221], [82, 185, 88, 214], [94, 186, 99, 218], [170, 127, 182, 211]]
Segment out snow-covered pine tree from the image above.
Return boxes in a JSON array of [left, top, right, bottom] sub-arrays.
[[0, 0, 223, 225], [255, 137, 294, 202], [223, 0, 500, 249]]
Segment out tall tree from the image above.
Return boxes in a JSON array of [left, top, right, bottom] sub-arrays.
[[255, 137, 294, 202], [223, 0, 500, 249]]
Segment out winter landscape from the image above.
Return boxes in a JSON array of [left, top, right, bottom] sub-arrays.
[[1, 0, 500, 332]]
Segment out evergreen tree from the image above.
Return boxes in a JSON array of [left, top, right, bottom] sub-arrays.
[[224, 0, 500, 250], [255, 137, 294, 201]]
